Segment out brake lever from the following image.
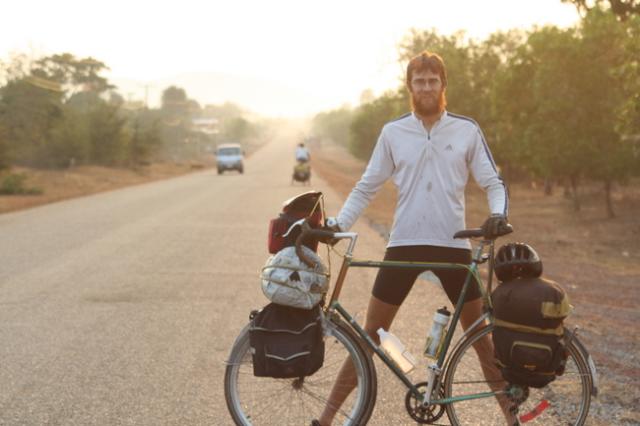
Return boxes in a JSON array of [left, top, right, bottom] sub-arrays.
[[283, 218, 307, 238]]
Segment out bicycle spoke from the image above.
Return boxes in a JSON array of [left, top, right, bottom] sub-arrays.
[[224, 320, 376, 425], [444, 325, 592, 426]]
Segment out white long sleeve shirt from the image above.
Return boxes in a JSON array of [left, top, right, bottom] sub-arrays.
[[337, 111, 508, 250], [295, 146, 310, 161]]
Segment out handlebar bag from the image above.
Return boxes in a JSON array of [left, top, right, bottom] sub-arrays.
[[249, 303, 325, 378], [267, 192, 323, 254], [491, 276, 571, 388]]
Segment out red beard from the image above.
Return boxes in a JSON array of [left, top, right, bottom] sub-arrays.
[[411, 90, 446, 116]]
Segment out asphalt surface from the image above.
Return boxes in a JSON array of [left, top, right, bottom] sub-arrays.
[[0, 137, 453, 425]]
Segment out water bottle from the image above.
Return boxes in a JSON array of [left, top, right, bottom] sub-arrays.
[[377, 328, 417, 374], [424, 307, 451, 359]]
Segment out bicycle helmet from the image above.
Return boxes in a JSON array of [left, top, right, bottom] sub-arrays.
[[261, 246, 329, 309], [494, 242, 543, 282]]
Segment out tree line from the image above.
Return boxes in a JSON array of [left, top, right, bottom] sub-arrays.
[[0, 53, 264, 172], [312, 7, 639, 217]]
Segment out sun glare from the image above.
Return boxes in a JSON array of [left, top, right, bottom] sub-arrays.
[[1, 0, 580, 116]]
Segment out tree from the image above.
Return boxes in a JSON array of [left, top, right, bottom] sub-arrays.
[[0, 77, 64, 166], [562, 0, 640, 20], [575, 8, 636, 216], [35, 53, 113, 95], [616, 15, 640, 138], [47, 105, 90, 168], [222, 117, 255, 142], [126, 108, 161, 166], [159, 86, 192, 161], [311, 106, 354, 147], [349, 92, 405, 160], [87, 100, 128, 166], [161, 86, 188, 112], [0, 121, 9, 169]]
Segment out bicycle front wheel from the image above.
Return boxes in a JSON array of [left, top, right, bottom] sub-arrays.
[[224, 316, 377, 425], [444, 325, 592, 426]]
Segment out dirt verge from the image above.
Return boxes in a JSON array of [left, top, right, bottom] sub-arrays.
[[0, 162, 209, 215]]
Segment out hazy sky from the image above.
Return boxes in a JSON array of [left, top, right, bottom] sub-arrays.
[[3, 0, 581, 117]]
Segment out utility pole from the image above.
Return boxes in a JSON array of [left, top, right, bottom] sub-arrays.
[[139, 83, 155, 108]]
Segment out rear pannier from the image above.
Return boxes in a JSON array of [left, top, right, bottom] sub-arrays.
[[249, 303, 324, 378], [491, 276, 572, 388]]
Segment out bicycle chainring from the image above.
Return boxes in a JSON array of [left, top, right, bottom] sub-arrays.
[[404, 381, 446, 424]]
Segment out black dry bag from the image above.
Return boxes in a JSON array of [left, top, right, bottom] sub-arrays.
[[491, 276, 571, 388], [249, 303, 325, 378]]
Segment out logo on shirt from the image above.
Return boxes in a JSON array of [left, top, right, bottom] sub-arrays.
[[445, 144, 453, 151]]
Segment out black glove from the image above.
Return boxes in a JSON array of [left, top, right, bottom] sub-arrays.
[[320, 217, 342, 246], [481, 214, 510, 238]]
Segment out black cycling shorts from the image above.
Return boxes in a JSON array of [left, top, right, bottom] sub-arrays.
[[372, 245, 479, 306]]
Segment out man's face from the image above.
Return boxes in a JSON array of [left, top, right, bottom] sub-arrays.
[[409, 69, 445, 116]]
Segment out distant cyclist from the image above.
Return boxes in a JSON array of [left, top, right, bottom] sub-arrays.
[[315, 51, 513, 425], [295, 142, 310, 163]]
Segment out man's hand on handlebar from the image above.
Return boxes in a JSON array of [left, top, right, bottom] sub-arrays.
[[320, 217, 342, 246], [481, 214, 511, 238]]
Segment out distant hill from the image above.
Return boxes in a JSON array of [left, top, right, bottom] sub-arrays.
[[111, 72, 334, 118]]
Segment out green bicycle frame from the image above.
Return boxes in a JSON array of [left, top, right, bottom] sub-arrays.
[[326, 238, 506, 404]]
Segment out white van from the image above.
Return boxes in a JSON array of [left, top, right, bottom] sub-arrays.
[[216, 143, 244, 174]]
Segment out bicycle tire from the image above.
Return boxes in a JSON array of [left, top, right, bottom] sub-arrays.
[[224, 316, 377, 425], [444, 324, 592, 425]]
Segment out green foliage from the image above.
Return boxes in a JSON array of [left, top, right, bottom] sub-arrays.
[[0, 53, 266, 170], [222, 117, 255, 142], [0, 121, 10, 170], [0, 173, 42, 195], [313, 9, 639, 216], [126, 109, 162, 165], [87, 101, 128, 166], [35, 54, 113, 94], [349, 92, 405, 160], [0, 52, 134, 168], [562, 0, 640, 21], [311, 106, 354, 146], [0, 78, 64, 166], [47, 105, 91, 167]]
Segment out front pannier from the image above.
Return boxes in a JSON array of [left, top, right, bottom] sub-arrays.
[[491, 276, 571, 388], [249, 303, 325, 378]]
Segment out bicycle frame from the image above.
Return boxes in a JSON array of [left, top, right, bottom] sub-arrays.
[[324, 232, 508, 406]]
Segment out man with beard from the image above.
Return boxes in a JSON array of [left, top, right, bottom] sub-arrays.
[[313, 51, 514, 425]]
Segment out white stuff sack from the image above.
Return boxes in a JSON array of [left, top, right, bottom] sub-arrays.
[[261, 246, 329, 309]]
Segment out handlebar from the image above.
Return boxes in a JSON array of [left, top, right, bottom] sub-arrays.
[[453, 224, 513, 240], [294, 221, 358, 267], [294, 220, 513, 267], [294, 222, 335, 267]]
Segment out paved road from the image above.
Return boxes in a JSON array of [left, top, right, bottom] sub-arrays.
[[0, 136, 452, 425]]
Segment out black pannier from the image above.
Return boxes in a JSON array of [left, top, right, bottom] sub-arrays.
[[491, 276, 571, 388], [249, 303, 325, 378]]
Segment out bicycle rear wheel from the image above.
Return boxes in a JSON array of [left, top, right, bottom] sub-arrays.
[[444, 325, 592, 425], [224, 316, 377, 425]]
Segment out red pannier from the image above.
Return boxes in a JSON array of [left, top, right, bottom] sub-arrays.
[[268, 191, 323, 254]]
